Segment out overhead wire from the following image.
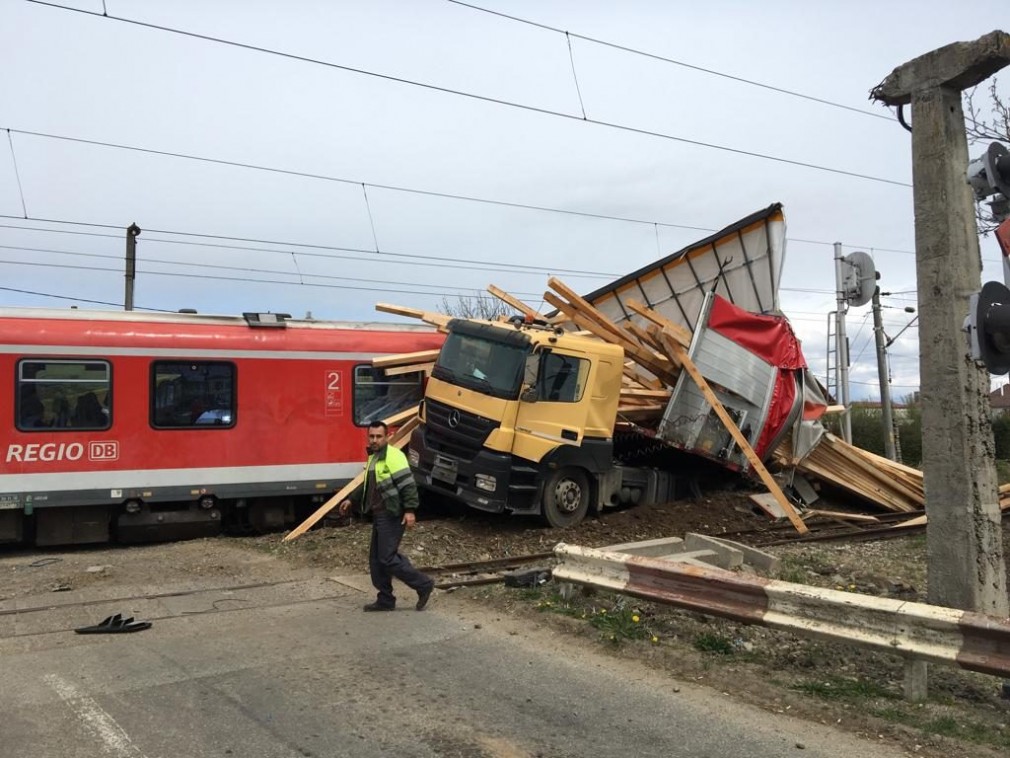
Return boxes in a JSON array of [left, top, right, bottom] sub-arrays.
[[0, 257, 542, 300], [0, 242, 546, 299], [23, 0, 912, 188], [0, 217, 913, 304], [444, 0, 893, 122], [0, 127, 727, 246], [0, 213, 618, 279], [0, 283, 170, 311]]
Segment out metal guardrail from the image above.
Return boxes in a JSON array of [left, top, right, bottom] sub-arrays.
[[553, 543, 1010, 680]]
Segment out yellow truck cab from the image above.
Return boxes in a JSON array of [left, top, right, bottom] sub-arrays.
[[408, 318, 676, 526]]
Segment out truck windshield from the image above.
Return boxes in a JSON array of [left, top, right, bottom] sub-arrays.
[[433, 330, 529, 399]]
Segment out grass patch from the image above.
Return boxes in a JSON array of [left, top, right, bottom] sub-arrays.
[[587, 605, 651, 644], [693, 632, 734, 655], [792, 675, 897, 702], [523, 590, 661, 646], [775, 551, 836, 584], [871, 706, 1010, 750]]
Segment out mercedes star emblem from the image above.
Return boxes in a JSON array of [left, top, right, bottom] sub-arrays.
[[447, 409, 461, 429]]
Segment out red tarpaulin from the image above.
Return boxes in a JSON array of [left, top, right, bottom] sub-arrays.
[[706, 296, 813, 456]]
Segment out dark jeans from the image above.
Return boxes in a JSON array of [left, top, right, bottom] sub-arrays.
[[369, 510, 433, 608]]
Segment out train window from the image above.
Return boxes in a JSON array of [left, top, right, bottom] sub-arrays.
[[16, 360, 112, 431], [353, 365, 423, 426], [151, 361, 236, 429]]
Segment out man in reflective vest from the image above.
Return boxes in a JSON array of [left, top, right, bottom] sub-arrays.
[[339, 421, 435, 611]]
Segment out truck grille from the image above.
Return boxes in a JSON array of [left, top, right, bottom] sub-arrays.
[[424, 398, 500, 458]]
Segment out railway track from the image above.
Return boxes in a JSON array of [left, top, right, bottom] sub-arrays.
[[418, 551, 555, 590], [719, 510, 928, 548]]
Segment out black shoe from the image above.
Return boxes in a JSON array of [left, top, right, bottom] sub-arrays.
[[416, 585, 434, 611], [363, 602, 395, 612]]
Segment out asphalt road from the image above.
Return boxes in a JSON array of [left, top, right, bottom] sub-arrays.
[[0, 573, 911, 758]]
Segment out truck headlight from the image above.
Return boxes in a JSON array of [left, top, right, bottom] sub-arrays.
[[474, 474, 497, 492], [408, 447, 420, 468]]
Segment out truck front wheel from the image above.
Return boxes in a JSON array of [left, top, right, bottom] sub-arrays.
[[541, 467, 589, 528]]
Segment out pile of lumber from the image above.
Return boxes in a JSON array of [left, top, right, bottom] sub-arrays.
[[773, 432, 924, 514]]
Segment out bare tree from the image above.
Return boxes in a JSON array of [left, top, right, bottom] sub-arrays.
[[965, 78, 1009, 234], [439, 291, 514, 320]]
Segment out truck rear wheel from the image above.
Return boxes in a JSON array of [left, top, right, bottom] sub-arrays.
[[541, 467, 589, 528]]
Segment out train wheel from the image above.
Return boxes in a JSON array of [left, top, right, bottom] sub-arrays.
[[541, 467, 589, 528]]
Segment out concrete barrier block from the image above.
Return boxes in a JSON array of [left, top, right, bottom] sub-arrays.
[[689, 533, 780, 574], [683, 533, 744, 570], [602, 536, 685, 557]]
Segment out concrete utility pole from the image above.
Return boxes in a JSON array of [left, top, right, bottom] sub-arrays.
[[125, 223, 141, 311], [870, 287, 898, 461], [872, 31, 1010, 618]]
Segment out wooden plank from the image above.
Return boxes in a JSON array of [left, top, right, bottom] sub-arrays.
[[543, 293, 679, 385], [487, 284, 544, 320], [894, 494, 1010, 529], [372, 349, 441, 369], [283, 416, 419, 541], [892, 514, 928, 529], [622, 363, 664, 390], [849, 445, 926, 479], [646, 325, 684, 369], [542, 292, 638, 351], [382, 406, 421, 427], [804, 509, 881, 523], [666, 336, 808, 534], [625, 321, 673, 359], [625, 299, 693, 349], [620, 388, 673, 400], [616, 405, 665, 422], [375, 303, 450, 328], [383, 362, 435, 377], [547, 278, 643, 346], [749, 492, 788, 520]]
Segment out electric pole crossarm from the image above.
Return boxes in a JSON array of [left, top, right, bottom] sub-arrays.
[[871, 30, 1010, 105]]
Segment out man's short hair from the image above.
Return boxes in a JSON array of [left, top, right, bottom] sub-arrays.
[[368, 420, 389, 433]]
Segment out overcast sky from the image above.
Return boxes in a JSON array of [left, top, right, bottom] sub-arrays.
[[0, 0, 1007, 401]]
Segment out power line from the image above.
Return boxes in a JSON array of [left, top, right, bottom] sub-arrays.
[[24, 1, 912, 188], [0, 213, 616, 280], [0, 257, 545, 300], [0, 283, 169, 311], [445, 0, 892, 122], [851, 379, 918, 388], [0, 242, 546, 299], [1, 127, 719, 236], [0, 217, 932, 306], [0, 218, 898, 299]]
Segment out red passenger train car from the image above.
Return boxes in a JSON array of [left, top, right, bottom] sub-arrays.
[[0, 308, 443, 546]]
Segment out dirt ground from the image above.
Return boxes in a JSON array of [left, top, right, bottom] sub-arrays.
[[242, 487, 1010, 758], [3, 486, 1009, 757]]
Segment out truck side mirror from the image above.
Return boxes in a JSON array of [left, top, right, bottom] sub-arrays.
[[520, 385, 539, 403]]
